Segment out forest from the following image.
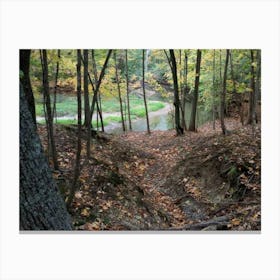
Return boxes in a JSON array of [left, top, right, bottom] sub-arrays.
[[20, 49, 261, 231]]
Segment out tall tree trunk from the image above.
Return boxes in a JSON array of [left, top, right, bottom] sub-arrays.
[[52, 49, 60, 122], [181, 51, 188, 131], [248, 50, 256, 126], [83, 50, 91, 158], [91, 50, 104, 132], [20, 50, 36, 126], [67, 50, 82, 209], [189, 49, 202, 132], [114, 51, 126, 132], [255, 50, 261, 123], [219, 49, 223, 120], [125, 50, 132, 130], [81, 52, 105, 134], [20, 84, 72, 230], [220, 49, 230, 135], [168, 50, 183, 135], [229, 50, 242, 123], [83, 50, 90, 126], [40, 50, 59, 170], [142, 49, 151, 134], [89, 50, 112, 126], [212, 49, 216, 130]]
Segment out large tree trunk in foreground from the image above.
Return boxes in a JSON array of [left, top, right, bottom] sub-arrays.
[[189, 49, 202, 132], [20, 84, 72, 230], [20, 50, 36, 126]]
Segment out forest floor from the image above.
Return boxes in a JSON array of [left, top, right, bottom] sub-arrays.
[[38, 118, 261, 231]]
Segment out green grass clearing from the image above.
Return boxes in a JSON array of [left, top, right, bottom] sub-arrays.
[[35, 95, 165, 118], [37, 114, 138, 127]]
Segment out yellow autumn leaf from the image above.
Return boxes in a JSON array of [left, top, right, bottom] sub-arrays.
[[139, 163, 146, 171], [231, 218, 241, 226], [81, 208, 90, 217], [84, 222, 100, 230]]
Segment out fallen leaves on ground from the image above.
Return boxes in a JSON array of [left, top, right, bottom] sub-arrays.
[[38, 117, 261, 231]]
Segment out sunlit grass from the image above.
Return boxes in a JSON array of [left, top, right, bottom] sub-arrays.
[[35, 95, 165, 119]]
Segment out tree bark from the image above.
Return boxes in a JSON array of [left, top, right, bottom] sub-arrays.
[[255, 50, 261, 122], [89, 50, 112, 126], [142, 50, 151, 134], [212, 49, 216, 130], [91, 50, 104, 132], [189, 49, 202, 132], [67, 50, 82, 209], [168, 50, 183, 135], [125, 50, 132, 130], [20, 84, 72, 230], [83, 50, 91, 158], [20, 50, 36, 126], [83, 50, 90, 125], [220, 49, 230, 135], [247, 50, 256, 126], [114, 50, 126, 132], [229, 50, 242, 123], [181, 51, 188, 131], [52, 49, 60, 122], [40, 50, 59, 170]]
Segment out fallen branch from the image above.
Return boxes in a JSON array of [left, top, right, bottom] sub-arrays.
[[167, 216, 230, 231]]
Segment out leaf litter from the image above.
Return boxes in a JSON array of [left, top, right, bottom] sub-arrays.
[[38, 118, 261, 231]]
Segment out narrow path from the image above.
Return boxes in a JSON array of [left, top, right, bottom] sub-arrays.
[[113, 130, 200, 228]]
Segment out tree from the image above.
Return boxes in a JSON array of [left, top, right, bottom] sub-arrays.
[[247, 50, 257, 126], [20, 84, 72, 230], [83, 50, 90, 126], [92, 50, 104, 132], [255, 50, 261, 122], [52, 49, 60, 122], [189, 49, 202, 132], [220, 49, 230, 135], [229, 50, 243, 125], [142, 49, 151, 134], [180, 51, 188, 131], [83, 50, 91, 158], [125, 50, 132, 130], [67, 50, 83, 209], [40, 49, 59, 170], [20, 50, 36, 126], [212, 49, 216, 130], [89, 50, 112, 126], [166, 50, 183, 135], [114, 50, 126, 132]]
